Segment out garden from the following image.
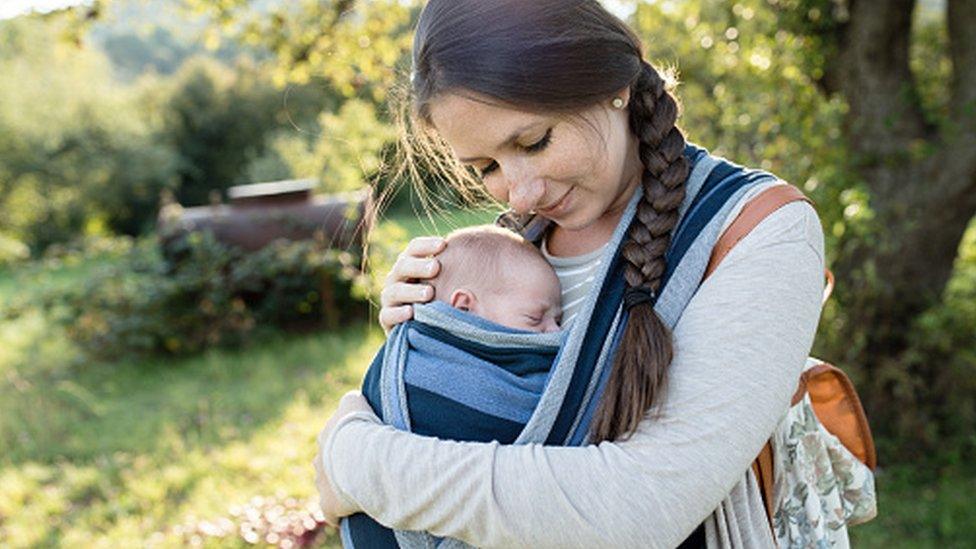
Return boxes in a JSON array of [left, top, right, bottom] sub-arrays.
[[1, 0, 975, 547]]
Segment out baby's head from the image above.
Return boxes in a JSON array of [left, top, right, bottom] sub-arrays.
[[431, 225, 562, 333]]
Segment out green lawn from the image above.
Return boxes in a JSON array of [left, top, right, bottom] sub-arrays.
[[1, 309, 385, 547], [0, 208, 499, 548], [850, 464, 976, 548], [1, 207, 973, 547]]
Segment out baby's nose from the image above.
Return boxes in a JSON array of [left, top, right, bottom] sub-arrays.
[[541, 317, 561, 333]]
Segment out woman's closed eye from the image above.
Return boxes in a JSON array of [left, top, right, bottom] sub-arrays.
[[478, 128, 553, 178]]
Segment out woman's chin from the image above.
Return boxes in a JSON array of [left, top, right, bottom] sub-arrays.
[[547, 212, 596, 232]]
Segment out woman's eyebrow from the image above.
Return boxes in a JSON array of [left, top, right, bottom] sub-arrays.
[[458, 122, 541, 163]]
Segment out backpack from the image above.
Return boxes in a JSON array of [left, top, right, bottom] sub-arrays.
[[705, 184, 878, 548]]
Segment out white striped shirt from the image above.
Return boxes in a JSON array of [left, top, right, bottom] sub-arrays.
[[540, 238, 603, 327]]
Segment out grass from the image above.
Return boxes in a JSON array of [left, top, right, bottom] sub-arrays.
[[2, 206, 974, 547], [0, 208, 498, 548], [375, 202, 501, 239], [850, 464, 976, 548], [0, 312, 384, 547]]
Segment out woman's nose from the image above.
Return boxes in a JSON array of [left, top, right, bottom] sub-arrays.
[[504, 162, 545, 214]]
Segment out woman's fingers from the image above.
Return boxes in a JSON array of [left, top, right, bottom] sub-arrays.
[[405, 236, 447, 257], [385, 237, 446, 283], [379, 283, 432, 333], [378, 304, 414, 334], [380, 281, 434, 308], [378, 236, 446, 332], [386, 254, 442, 287]]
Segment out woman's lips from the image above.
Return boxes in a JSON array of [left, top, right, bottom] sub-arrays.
[[536, 188, 573, 217]]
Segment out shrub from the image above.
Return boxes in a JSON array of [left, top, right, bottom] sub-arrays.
[[0, 232, 29, 268], [53, 232, 369, 360]]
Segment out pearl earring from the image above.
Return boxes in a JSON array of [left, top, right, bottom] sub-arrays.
[[612, 97, 625, 109]]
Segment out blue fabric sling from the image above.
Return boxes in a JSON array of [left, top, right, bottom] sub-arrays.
[[340, 144, 779, 549]]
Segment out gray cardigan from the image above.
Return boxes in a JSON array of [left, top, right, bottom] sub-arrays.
[[321, 190, 824, 548]]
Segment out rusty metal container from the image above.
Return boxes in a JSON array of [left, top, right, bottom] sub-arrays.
[[158, 179, 373, 252]]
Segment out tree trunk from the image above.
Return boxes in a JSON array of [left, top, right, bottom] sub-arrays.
[[813, 0, 976, 450]]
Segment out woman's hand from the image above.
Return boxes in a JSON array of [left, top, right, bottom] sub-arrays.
[[379, 236, 447, 333], [313, 391, 374, 525]]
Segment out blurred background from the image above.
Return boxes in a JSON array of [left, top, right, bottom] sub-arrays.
[[0, 0, 973, 547]]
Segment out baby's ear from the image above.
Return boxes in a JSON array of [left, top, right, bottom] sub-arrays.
[[449, 289, 477, 312]]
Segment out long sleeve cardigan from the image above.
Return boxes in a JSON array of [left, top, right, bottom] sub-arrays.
[[322, 196, 825, 549]]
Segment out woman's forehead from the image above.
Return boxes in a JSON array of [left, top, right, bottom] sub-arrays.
[[428, 93, 548, 159]]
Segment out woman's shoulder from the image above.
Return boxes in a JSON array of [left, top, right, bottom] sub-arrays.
[[683, 145, 821, 251], [722, 180, 825, 267]]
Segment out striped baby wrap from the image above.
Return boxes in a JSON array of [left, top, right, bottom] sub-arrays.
[[340, 144, 780, 548]]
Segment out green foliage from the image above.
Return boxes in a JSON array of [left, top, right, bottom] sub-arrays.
[[0, 233, 30, 269], [850, 464, 976, 547], [158, 57, 288, 206], [185, 0, 417, 99], [50, 233, 369, 360], [0, 16, 180, 250], [246, 99, 397, 194], [183, 0, 422, 209], [631, 0, 855, 255], [98, 26, 198, 81], [891, 221, 976, 461], [629, 0, 974, 462], [0, 11, 343, 255]]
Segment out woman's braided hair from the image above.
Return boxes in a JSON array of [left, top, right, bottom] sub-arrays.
[[590, 63, 689, 443], [402, 0, 689, 443]]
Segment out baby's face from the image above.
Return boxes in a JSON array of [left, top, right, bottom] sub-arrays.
[[475, 262, 562, 333]]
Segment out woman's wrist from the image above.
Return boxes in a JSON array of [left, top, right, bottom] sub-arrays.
[[320, 410, 383, 509]]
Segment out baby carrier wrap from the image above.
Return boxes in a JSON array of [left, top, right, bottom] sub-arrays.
[[340, 144, 779, 548]]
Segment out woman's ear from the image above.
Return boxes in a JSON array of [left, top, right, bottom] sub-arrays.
[[612, 86, 631, 109], [449, 289, 477, 312]]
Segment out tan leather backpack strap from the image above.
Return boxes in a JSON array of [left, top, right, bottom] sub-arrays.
[[752, 442, 776, 527], [703, 184, 813, 280], [823, 268, 835, 304]]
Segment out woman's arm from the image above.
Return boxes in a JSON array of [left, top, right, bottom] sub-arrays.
[[322, 202, 825, 548]]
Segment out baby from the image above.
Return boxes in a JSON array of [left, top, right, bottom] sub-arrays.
[[429, 225, 563, 333], [346, 226, 563, 547]]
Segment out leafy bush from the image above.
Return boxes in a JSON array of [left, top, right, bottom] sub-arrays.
[[0, 17, 182, 251], [52, 232, 369, 360], [0, 232, 29, 268]]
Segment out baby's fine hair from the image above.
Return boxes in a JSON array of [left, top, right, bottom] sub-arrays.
[[431, 225, 550, 301]]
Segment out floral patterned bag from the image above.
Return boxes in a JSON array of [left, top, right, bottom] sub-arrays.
[[769, 358, 877, 548]]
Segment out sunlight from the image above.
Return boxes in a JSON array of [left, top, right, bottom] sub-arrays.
[[0, 0, 92, 20]]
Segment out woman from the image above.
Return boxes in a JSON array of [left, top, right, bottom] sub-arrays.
[[314, 0, 825, 547]]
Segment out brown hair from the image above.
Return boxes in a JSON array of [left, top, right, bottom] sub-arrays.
[[431, 225, 553, 303], [401, 0, 689, 442]]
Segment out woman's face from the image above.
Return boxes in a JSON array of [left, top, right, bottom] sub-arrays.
[[428, 92, 642, 232]]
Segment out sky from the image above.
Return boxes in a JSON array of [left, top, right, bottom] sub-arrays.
[[0, 0, 636, 21], [0, 0, 92, 20]]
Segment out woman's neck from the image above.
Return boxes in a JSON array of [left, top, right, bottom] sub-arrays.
[[546, 221, 616, 257]]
